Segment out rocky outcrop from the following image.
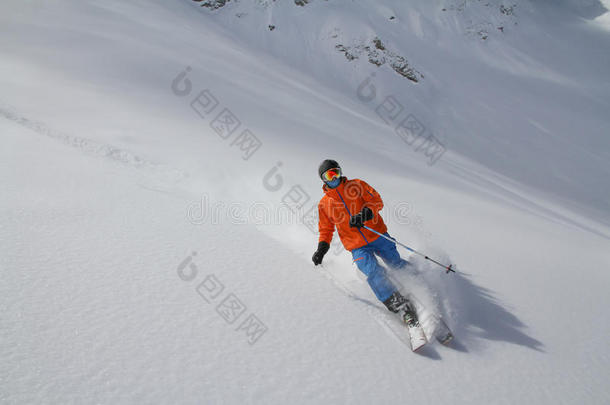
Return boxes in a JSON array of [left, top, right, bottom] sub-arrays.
[[335, 38, 422, 83], [193, 0, 231, 10]]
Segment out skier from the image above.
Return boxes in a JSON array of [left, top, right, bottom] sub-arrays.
[[311, 159, 419, 326]]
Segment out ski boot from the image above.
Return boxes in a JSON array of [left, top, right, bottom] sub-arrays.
[[383, 291, 421, 328]]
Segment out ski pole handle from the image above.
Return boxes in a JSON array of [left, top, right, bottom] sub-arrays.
[[362, 226, 456, 274]]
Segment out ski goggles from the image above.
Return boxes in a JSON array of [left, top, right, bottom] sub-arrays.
[[321, 167, 342, 182]]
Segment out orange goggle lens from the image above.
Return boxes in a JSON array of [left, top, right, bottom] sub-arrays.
[[322, 168, 341, 182]]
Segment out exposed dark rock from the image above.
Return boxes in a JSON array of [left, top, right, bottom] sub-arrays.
[[500, 5, 515, 16], [193, 0, 230, 9], [389, 55, 421, 82], [372, 38, 385, 51], [335, 44, 358, 61]]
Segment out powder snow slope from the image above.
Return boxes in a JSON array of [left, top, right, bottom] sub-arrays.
[[1, 0, 609, 403]]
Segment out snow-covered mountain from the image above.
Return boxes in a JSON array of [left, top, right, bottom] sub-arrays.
[[1, 0, 609, 403]]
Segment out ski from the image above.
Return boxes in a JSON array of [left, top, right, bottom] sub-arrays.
[[404, 316, 428, 352], [403, 292, 454, 346], [435, 318, 454, 345]]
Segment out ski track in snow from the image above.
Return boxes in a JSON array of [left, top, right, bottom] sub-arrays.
[[0, 104, 189, 188]]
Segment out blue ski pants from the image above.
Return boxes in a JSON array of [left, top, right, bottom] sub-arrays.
[[351, 233, 410, 302]]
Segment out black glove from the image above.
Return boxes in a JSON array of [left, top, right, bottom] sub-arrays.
[[349, 207, 374, 228], [312, 241, 330, 266]]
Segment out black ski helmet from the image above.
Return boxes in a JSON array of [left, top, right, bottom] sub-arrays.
[[318, 159, 341, 180]]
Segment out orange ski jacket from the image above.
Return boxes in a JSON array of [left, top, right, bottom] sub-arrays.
[[317, 177, 388, 251]]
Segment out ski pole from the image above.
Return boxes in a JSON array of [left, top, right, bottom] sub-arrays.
[[362, 226, 456, 274]]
